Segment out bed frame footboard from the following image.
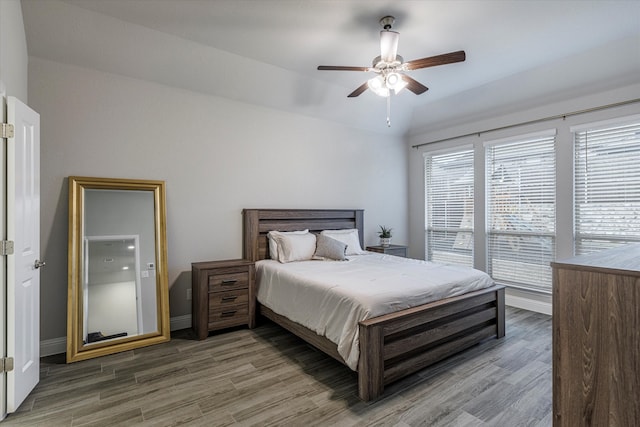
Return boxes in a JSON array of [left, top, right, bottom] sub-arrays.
[[358, 285, 505, 401]]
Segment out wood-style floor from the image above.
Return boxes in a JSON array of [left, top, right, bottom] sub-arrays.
[[4, 307, 551, 426]]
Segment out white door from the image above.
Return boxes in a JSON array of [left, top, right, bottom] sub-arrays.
[[0, 89, 6, 419], [6, 96, 41, 413]]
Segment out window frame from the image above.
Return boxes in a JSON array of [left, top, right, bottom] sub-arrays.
[[572, 114, 640, 254], [484, 129, 557, 293], [424, 146, 475, 268]]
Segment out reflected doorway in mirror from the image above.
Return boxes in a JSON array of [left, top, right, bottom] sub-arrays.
[[84, 236, 142, 345]]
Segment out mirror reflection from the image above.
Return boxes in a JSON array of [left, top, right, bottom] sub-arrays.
[[85, 237, 146, 344], [67, 177, 170, 363]]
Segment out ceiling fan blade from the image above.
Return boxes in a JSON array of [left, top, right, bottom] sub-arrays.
[[404, 50, 466, 70], [403, 75, 429, 95], [317, 65, 370, 72], [380, 30, 399, 63], [347, 82, 369, 98]]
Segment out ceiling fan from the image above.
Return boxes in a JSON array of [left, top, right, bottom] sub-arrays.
[[317, 16, 466, 99]]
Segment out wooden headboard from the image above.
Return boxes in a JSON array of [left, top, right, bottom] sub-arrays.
[[242, 209, 364, 262]]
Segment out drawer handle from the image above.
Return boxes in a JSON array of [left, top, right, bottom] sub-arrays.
[[221, 310, 237, 317], [221, 296, 238, 302], [221, 279, 237, 286]]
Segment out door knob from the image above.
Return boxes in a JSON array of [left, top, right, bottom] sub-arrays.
[[34, 260, 46, 269]]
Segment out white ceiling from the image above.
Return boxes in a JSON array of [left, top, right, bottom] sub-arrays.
[[21, 0, 640, 136]]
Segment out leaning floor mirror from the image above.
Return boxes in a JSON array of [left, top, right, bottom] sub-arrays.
[[67, 176, 170, 363]]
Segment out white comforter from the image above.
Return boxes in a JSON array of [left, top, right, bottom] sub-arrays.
[[255, 252, 494, 370]]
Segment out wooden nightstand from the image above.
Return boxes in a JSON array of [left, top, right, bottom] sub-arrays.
[[366, 244, 408, 258], [191, 259, 255, 340]]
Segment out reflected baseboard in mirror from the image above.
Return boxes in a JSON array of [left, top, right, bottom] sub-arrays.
[[67, 176, 170, 363]]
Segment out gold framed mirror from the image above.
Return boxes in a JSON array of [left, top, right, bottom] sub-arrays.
[[67, 176, 170, 363]]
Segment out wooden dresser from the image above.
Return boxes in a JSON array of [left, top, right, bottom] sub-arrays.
[[551, 244, 640, 427], [191, 259, 255, 340]]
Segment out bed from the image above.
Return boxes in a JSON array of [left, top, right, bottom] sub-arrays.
[[243, 208, 505, 401]]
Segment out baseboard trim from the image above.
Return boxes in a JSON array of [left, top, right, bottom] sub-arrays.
[[505, 291, 552, 316], [170, 314, 191, 331], [40, 314, 193, 357], [40, 336, 67, 358]]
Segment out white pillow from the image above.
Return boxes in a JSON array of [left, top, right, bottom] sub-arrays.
[[273, 232, 317, 263], [314, 234, 347, 261], [267, 229, 308, 260], [320, 229, 366, 255]]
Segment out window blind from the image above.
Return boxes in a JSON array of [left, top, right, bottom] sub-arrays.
[[486, 133, 556, 292], [574, 119, 640, 254], [425, 148, 474, 267]]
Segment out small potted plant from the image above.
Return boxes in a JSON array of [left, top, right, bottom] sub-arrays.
[[378, 225, 392, 247]]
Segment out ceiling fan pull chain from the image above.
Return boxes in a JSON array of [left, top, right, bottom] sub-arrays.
[[386, 94, 391, 127]]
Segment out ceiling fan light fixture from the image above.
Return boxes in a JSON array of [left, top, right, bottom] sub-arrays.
[[389, 74, 408, 94], [367, 75, 389, 97], [386, 72, 401, 87]]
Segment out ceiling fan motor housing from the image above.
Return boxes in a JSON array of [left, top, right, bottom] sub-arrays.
[[372, 55, 403, 69], [380, 16, 395, 30]]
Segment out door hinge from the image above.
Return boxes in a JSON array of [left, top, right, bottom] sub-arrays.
[[1, 123, 14, 139], [1, 357, 14, 373], [0, 240, 14, 255]]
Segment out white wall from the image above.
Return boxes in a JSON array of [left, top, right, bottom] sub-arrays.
[[0, 0, 28, 101], [29, 57, 408, 343], [408, 83, 640, 313]]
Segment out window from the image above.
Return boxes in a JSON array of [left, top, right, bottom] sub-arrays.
[[574, 117, 640, 254], [486, 131, 556, 292], [425, 148, 474, 267]]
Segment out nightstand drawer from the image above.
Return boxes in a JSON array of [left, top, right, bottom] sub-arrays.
[[382, 247, 407, 257], [208, 271, 249, 292], [208, 303, 249, 328], [209, 290, 249, 306], [366, 244, 408, 258]]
